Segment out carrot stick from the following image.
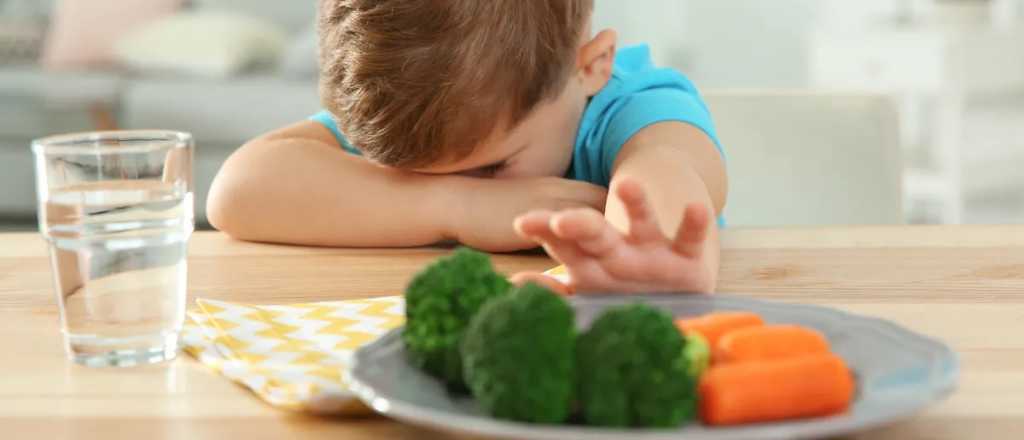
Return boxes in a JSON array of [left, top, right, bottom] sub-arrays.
[[698, 353, 855, 426], [674, 312, 765, 347], [716, 325, 830, 363]]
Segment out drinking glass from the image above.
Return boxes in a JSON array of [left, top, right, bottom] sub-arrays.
[[32, 130, 194, 367]]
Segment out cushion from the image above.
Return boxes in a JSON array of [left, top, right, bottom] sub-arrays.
[[113, 12, 288, 78], [41, 0, 182, 69], [190, 0, 317, 34]]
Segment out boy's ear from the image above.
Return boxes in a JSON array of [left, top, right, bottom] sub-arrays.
[[576, 29, 618, 96]]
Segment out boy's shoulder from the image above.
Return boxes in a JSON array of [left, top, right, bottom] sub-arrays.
[[570, 44, 721, 187]]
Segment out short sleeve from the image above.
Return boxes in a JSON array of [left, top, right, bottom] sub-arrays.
[[309, 110, 361, 155], [598, 88, 722, 183]]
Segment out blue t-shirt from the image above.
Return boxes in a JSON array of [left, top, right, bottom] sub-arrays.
[[311, 44, 723, 222], [568, 44, 723, 186]]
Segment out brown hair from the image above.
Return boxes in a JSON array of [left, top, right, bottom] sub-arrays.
[[317, 0, 594, 168]]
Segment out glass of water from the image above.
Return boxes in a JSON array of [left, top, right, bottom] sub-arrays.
[[32, 131, 194, 367]]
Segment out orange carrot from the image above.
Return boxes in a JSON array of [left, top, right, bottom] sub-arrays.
[[699, 353, 855, 426], [716, 325, 830, 363], [674, 312, 765, 347]]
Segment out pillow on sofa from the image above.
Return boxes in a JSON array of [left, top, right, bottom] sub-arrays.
[[190, 0, 316, 34], [114, 12, 287, 78], [41, 0, 183, 69]]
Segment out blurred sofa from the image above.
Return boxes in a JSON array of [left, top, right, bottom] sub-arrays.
[[0, 0, 323, 226]]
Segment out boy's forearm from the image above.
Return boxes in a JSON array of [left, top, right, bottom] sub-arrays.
[[607, 123, 728, 279], [207, 137, 458, 247], [208, 124, 607, 251]]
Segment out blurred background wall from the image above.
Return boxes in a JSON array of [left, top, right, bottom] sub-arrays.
[[1, 0, 1023, 230]]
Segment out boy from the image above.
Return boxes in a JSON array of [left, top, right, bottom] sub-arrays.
[[207, 0, 728, 294]]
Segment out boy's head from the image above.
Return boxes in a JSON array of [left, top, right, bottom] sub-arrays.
[[318, 0, 616, 178]]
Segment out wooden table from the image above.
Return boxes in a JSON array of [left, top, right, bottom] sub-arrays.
[[2, 227, 1023, 439]]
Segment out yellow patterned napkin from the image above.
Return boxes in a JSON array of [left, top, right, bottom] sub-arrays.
[[181, 265, 565, 414], [547, 265, 569, 283], [181, 296, 404, 414]]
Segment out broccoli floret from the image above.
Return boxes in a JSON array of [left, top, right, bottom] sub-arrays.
[[576, 303, 697, 427], [402, 248, 512, 388], [683, 331, 710, 380], [461, 283, 576, 424]]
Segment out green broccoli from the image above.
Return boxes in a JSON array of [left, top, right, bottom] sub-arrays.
[[461, 283, 576, 424], [576, 303, 698, 427], [684, 331, 710, 380], [402, 248, 512, 388]]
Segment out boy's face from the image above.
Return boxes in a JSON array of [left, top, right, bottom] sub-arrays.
[[414, 26, 616, 180], [414, 80, 588, 179]]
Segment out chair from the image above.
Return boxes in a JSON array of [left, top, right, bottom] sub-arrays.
[[704, 90, 903, 226]]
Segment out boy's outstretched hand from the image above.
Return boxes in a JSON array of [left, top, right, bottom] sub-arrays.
[[511, 177, 717, 295]]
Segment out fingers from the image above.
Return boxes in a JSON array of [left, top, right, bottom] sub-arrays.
[[550, 209, 623, 257], [613, 176, 664, 242], [673, 203, 711, 257], [514, 211, 587, 266], [514, 210, 559, 244], [509, 272, 573, 296], [515, 210, 601, 293]]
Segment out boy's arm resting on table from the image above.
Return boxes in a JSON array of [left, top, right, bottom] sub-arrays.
[[206, 121, 607, 250], [206, 120, 455, 247]]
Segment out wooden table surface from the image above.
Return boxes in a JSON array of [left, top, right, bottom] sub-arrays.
[[2, 226, 1023, 439]]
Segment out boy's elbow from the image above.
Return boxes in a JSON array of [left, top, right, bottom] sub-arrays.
[[711, 173, 729, 217], [205, 147, 262, 240], [205, 166, 245, 238]]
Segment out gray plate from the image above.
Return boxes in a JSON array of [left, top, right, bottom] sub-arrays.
[[348, 295, 958, 440]]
